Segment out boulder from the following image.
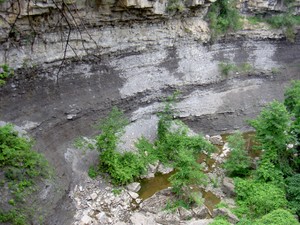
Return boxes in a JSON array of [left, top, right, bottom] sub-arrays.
[[222, 177, 235, 198], [213, 208, 239, 224], [178, 207, 193, 220], [130, 212, 156, 225], [209, 135, 224, 145], [157, 163, 174, 174], [192, 205, 208, 219], [156, 211, 181, 225], [126, 182, 141, 192], [128, 191, 139, 199], [184, 218, 214, 225], [80, 215, 92, 225]]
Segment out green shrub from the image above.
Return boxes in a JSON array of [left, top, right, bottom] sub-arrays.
[[249, 100, 293, 177], [88, 166, 98, 179], [0, 64, 14, 86], [234, 178, 287, 218], [0, 210, 27, 225], [96, 107, 129, 152], [0, 124, 49, 189], [254, 209, 299, 225], [223, 132, 251, 177], [167, 0, 184, 12], [207, 0, 242, 40], [210, 217, 231, 225], [286, 174, 300, 217], [284, 80, 300, 114]]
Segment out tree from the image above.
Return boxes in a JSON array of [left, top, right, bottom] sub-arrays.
[[249, 100, 293, 178], [223, 132, 251, 177]]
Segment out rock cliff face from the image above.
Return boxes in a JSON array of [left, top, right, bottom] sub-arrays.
[[0, 0, 300, 224]]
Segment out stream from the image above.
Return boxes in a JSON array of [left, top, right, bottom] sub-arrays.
[[137, 132, 257, 214]]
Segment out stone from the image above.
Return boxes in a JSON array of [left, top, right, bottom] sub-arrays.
[[213, 208, 239, 224], [192, 205, 208, 219], [90, 192, 98, 200], [156, 211, 181, 225], [126, 182, 141, 192], [184, 218, 214, 225], [209, 135, 224, 145], [128, 191, 139, 199], [80, 215, 92, 225], [222, 177, 235, 198], [157, 163, 174, 174], [178, 207, 193, 220], [130, 212, 156, 225]]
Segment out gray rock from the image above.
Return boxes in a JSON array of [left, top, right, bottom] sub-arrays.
[[130, 212, 156, 225], [128, 191, 139, 199], [192, 205, 208, 219], [222, 177, 235, 198], [157, 163, 174, 174], [209, 135, 224, 145], [178, 207, 193, 220], [184, 218, 214, 225], [213, 208, 239, 224], [126, 182, 141, 192], [156, 211, 181, 225], [80, 215, 92, 225], [90, 192, 98, 200]]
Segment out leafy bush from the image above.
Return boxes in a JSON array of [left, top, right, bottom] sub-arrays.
[[254, 209, 299, 225], [284, 80, 300, 114], [286, 174, 300, 217], [207, 0, 242, 40], [167, 0, 184, 12], [0, 210, 27, 225], [210, 217, 231, 225], [234, 178, 287, 218], [0, 124, 50, 225], [0, 124, 49, 186], [0, 64, 14, 86], [223, 132, 251, 177], [249, 100, 293, 178], [96, 107, 129, 152]]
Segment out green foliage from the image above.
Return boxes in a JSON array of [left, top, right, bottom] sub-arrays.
[[249, 100, 293, 178], [88, 166, 98, 179], [234, 178, 287, 218], [218, 62, 254, 77], [0, 124, 50, 224], [210, 217, 231, 225], [284, 80, 300, 114], [286, 174, 300, 217], [96, 107, 129, 153], [99, 148, 146, 185], [207, 0, 242, 40], [0, 210, 27, 225], [254, 209, 299, 225], [223, 132, 251, 177], [112, 188, 122, 196], [0, 64, 14, 86], [219, 62, 237, 76], [165, 199, 190, 212], [96, 108, 146, 185], [167, 0, 184, 12], [0, 124, 49, 192], [249, 14, 300, 42]]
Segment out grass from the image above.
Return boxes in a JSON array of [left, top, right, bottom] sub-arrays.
[[218, 62, 254, 77]]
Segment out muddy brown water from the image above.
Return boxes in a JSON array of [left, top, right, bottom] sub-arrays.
[[138, 132, 257, 213]]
